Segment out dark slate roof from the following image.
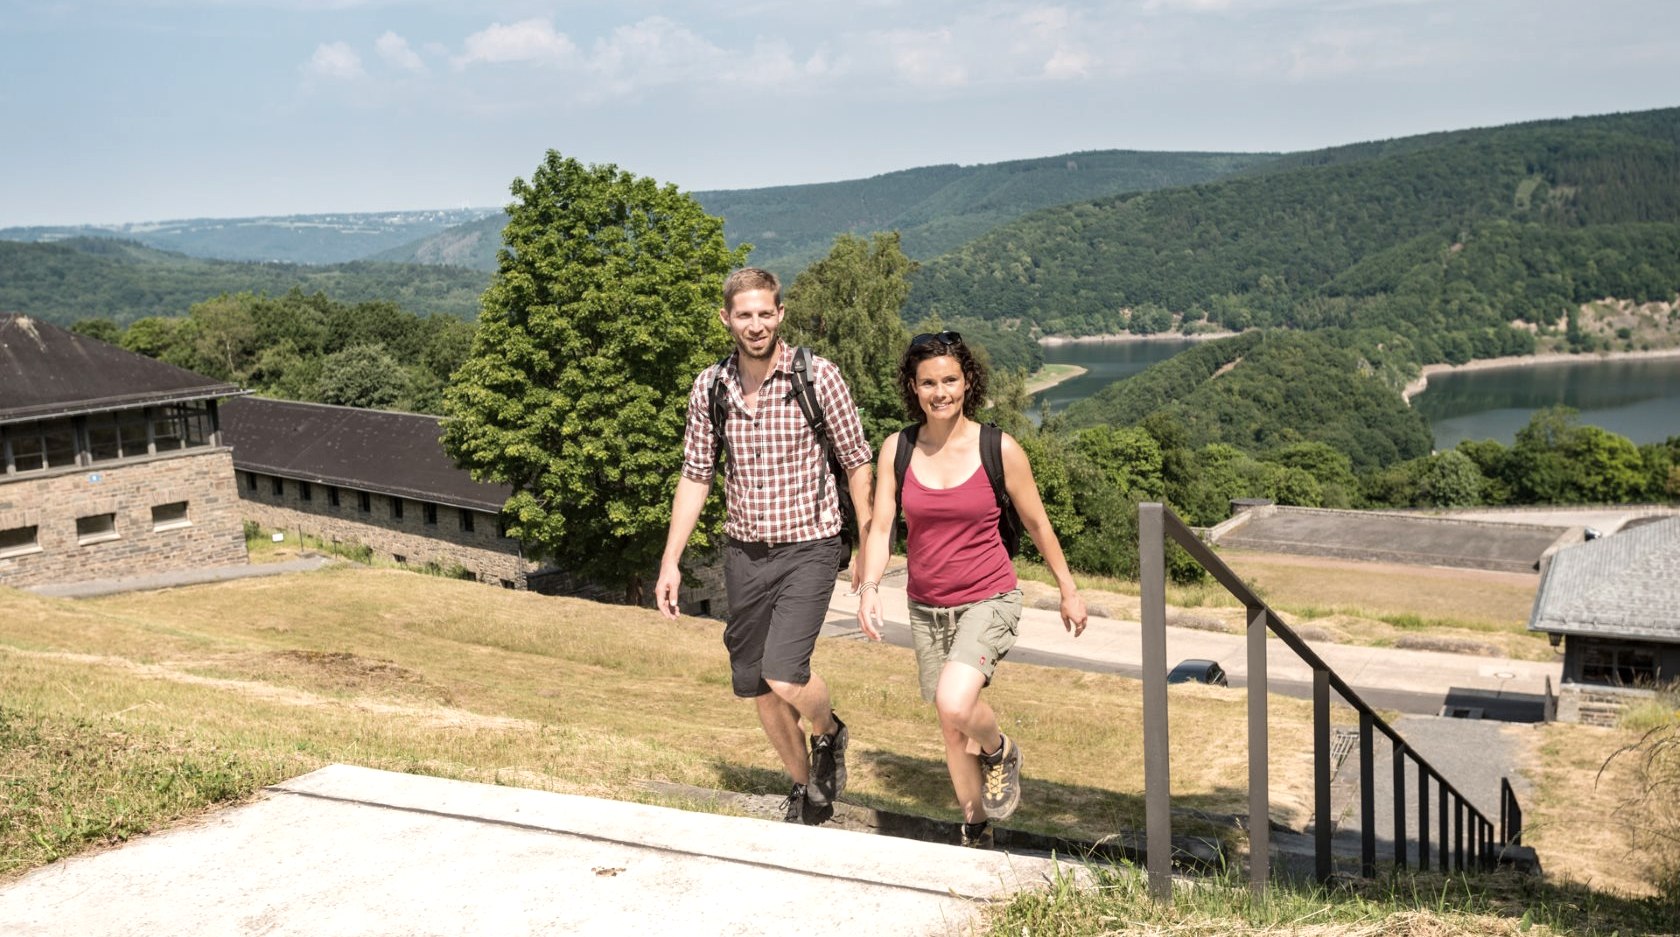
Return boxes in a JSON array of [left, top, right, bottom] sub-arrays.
[[219, 396, 512, 513], [1528, 517, 1680, 643], [0, 313, 243, 423]]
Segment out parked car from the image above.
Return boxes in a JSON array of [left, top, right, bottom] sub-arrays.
[[1167, 658, 1228, 687]]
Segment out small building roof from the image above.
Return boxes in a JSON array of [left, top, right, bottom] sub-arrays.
[[0, 313, 243, 424], [219, 396, 512, 513], [1528, 517, 1680, 644]]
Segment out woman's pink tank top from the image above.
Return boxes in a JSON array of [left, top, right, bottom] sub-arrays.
[[902, 463, 1017, 608]]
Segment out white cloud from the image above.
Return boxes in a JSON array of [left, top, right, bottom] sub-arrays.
[[375, 31, 425, 72], [304, 41, 364, 80], [455, 18, 578, 68], [877, 28, 969, 88], [586, 16, 728, 95]]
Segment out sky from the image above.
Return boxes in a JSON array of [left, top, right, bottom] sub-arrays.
[[3, 0, 1677, 227]]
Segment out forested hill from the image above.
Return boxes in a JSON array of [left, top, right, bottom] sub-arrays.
[[374, 149, 1281, 275], [0, 238, 489, 327], [908, 107, 1680, 351]]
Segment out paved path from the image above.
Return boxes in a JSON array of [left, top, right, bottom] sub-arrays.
[[25, 556, 335, 598], [0, 765, 1074, 937], [824, 579, 1561, 719]]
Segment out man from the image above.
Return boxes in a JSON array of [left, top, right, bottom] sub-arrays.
[[656, 267, 874, 826]]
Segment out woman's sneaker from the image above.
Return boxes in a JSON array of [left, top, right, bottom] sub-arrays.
[[980, 734, 1023, 820], [807, 711, 848, 807]]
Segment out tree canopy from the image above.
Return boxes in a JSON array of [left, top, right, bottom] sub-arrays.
[[441, 152, 746, 601]]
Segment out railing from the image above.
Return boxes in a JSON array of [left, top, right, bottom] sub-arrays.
[[1138, 503, 1524, 900]]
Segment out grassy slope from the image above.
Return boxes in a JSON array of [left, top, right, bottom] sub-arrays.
[[3, 565, 1672, 934]]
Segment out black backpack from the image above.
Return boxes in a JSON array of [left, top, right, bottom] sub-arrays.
[[893, 422, 1023, 557], [708, 347, 856, 562]]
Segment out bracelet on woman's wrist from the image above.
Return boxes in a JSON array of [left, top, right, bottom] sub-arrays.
[[859, 580, 879, 593]]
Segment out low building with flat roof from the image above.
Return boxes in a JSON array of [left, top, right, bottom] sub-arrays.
[[219, 396, 538, 588], [0, 314, 247, 588]]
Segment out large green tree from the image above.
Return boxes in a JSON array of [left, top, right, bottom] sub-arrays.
[[782, 232, 915, 444], [442, 152, 746, 601]]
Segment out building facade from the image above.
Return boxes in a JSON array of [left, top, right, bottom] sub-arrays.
[[0, 315, 247, 588], [219, 396, 540, 588]]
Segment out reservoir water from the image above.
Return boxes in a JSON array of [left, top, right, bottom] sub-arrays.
[[1032, 339, 1199, 417], [1413, 355, 1680, 448], [1036, 341, 1680, 447]]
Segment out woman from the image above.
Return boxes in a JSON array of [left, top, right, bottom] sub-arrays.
[[855, 331, 1088, 848]]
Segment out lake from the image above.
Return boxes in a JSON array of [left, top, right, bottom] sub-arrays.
[[1032, 338, 1200, 417], [1413, 355, 1680, 448], [1036, 341, 1680, 447]]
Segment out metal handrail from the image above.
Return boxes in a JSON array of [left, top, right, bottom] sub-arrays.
[[1138, 503, 1524, 899]]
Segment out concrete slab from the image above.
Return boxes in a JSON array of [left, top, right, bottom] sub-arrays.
[[1216, 508, 1568, 573], [0, 765, 1075, 937]]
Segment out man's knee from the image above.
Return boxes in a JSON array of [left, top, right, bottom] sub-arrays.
[[764, 677, 809, 699]]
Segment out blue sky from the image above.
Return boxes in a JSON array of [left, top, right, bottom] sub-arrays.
[[3, 1, 1676, 227]]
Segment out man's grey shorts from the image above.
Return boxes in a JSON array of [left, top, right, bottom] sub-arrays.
[[907, 588, 1023, 702], [722, 536, 845, 698]]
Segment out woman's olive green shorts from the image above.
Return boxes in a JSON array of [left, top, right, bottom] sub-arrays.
[[906, 588, 1023, 702]]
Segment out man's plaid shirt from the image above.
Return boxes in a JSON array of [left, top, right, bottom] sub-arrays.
[[681, 342, 873, 544]]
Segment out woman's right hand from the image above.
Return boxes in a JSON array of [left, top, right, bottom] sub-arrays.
[[857, 591, 885, 641]]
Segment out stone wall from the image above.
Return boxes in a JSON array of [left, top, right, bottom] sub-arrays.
[[1555, 683, 1658, 727], [235, 471, 536, 588], [0, 449, 247, 588]]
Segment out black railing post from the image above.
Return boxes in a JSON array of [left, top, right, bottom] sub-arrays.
[[1454, 796, 1465, 871], [1418, 763, 1430, 871], [1359, 710, 1376, 877], [1138, 504, 1172, 902], [1314, 667, 1332, 882], [1438, 782, 1449, 870], [1393, 740, 1407, 868], [1247, 604, 1269, 893]]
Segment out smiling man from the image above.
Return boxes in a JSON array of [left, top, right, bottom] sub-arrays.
[[656, 267, 874, 826]]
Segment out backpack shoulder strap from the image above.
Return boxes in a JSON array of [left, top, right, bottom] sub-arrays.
[[707, 355, 733, 477], [978, 422, 1008, 508], [893, 423, 919, 494], [786, 346, 827, 433]]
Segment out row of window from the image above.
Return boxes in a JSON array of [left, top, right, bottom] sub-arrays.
[[1, 404, 215, 476], [242, 472, 505, 537], [0, 502, 191, 559]]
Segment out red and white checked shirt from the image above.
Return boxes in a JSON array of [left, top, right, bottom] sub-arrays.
[[681, 341, 873, 544]]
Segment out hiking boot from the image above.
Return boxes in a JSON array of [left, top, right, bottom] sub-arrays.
[[980, 734, 1023, 820], [807, 711, 848, 807], [780, 783, 832, 826], [960, 820, 993, 849]]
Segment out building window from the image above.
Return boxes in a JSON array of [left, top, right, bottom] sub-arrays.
[[76, 513, 118, 545], [423, 503, 438, 526], [327, 486, 340, 508], [1581, 641, 1660, 685], [0, 525, 41, 558], [358, 491, 371, 513], [2, 419, 78, 474], [391, 497, 404, 520], [244, 471, 258, 491], [117, 411, 149, 457], [270, 476, 284, 497], [497, 517, 511, 538], [459, 511, 476, 533], [151, 501, 190, 531], [86, 413, 122, 462], [299, 481, 312, 502]]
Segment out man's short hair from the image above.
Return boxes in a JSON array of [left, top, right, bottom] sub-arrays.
[[723, 268, 781, 310]]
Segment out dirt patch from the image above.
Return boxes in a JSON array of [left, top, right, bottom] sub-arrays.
[[261, 650, 450, 703]]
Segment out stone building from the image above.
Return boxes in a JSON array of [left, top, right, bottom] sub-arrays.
[[1528, 516, 1680, 723], [0, 314, 247, 588], [218, 396, 540, 588]]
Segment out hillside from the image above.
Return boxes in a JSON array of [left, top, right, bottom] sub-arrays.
[[375, 149, 1281, 275], [908, 107, 1680, 351], [1061, 330, 1435, 470], [0, 238, 490, 326], [0, 208, 497, 266]]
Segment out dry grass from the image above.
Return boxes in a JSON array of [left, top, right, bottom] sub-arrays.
[[0, 566, 1330, 882]]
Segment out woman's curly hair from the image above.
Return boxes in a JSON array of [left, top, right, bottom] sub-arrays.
[[896, 334, 988, 423]]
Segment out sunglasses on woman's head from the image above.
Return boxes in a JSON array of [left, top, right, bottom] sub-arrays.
[[909, 330, 962, 348]]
